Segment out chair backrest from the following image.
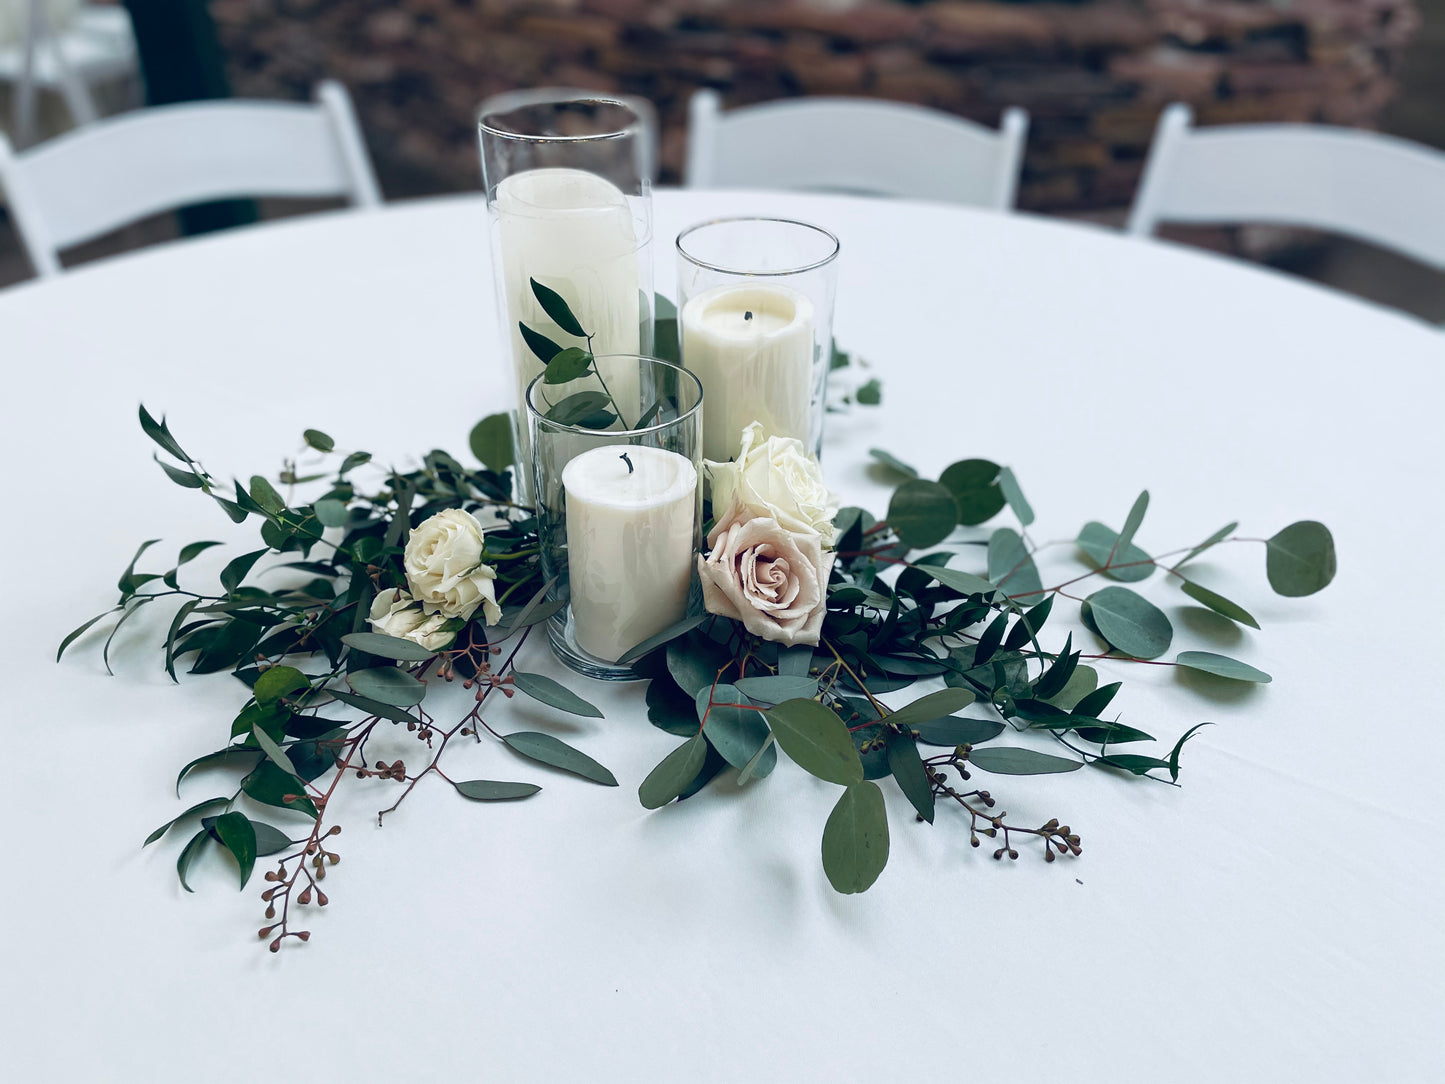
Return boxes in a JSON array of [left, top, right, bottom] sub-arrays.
[[685, 90, 1028, 210], [0, 79, 381, 277], [1128, 102, 1445, 271]]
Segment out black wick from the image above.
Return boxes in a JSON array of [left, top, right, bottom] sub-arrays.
[[620, 452, 634, 474], [744, 310, 754, 321]]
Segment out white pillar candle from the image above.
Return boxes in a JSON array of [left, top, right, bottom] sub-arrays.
[[681, 282, 815, 463], [497, 167, 642, 428], [562, 445, 697, 663]]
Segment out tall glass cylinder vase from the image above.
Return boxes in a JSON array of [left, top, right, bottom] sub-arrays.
[[675, 217, 840, 465], [526, 355, 703, 681], [478, 88, 657, 501]]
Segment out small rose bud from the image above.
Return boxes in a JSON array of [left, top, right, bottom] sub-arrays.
[[297, 931, 310, 942], [316, 891, 329, 907], [269, 938, 282, 952], [258, 925, 274, 939], [298, 887, 312, 905]]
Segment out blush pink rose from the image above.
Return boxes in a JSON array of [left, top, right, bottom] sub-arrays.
[[698, 502, 834, 647]]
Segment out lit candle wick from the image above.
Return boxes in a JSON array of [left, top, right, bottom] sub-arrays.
[[744, 310, 753, 322], [619, 452, 634, 474]]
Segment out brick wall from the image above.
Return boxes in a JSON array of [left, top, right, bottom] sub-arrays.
[[211, 0, 1421, 211]]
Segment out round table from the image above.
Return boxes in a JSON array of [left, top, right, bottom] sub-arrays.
[[1, 191, 1440, 1082]]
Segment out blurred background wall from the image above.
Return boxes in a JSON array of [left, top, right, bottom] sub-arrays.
[[3, 0, 1443, 314], [210, 0, 1426, 214]]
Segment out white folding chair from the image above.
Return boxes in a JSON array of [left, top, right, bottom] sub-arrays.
[[0, 79, 381, 278], [1127, 103, 1445, 272], [0, 1, 140, 147], [685, 90, 1028, 210]]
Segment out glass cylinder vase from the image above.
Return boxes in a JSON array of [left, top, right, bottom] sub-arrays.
[[478, 88, 657, 501], [675, 217, 840, 465], [525, 355, 703, 681]]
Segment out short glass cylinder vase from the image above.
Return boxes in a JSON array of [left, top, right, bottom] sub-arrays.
[[478, 88, 657, 501], [675, 217, 840, 465], [525, 355, 704, 680]]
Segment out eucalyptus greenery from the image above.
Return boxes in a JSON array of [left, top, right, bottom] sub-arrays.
[[64, 292, 1333, 948]]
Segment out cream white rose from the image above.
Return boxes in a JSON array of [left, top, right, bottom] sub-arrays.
[[403, 509, 502, 624], [698, 501, 835, 647], [367, 588, 456, 652], [706, 421, 839, 545]]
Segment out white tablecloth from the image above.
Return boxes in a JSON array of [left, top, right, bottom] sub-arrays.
[[1, 191, 1440, 1082]]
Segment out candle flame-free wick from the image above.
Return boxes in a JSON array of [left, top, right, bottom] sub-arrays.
[[744, 310, 753, 321], [619, 452, 634, 474]]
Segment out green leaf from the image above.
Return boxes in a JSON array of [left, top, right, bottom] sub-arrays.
[[1042, 663, 1097, 711], [347, 666, 427, 707], [252, 724, 298, 777], [543, 347, 593, 384], [1167, 721, 1212, 782], [546, 390, 613, 427], [1084, 586, 1173, 659], [1175, 651, 1272, 683], [254, 664, 310, 706], [914, 716, 1006, 746], [996, 466, 1034, 527], [732, 675, 820, 704], [139, 404, 191, 462], [616, 614, 707, 665], [1076, 522, 1154, 583], [530, 278, 587, 337], [885, 731, 934, 823], [822, 781, 890, 894], [867, 448, 917, 479], [219, 548, 267, 594], [57, 608, 120, 661], [697, 684, 769, 769], [887, 479, 958, 549], [455, 780, 542, 802], [116, 538, 161, 596], [856, 379, 881, 406], [250, 821, 294, 856], [469, 412, 515, 472], [1030, 634, 1078, 700], [212, 495, 249, 523], [885, 688, 976, 730], [177, 540, 223, 566], [1004, 595, 1054, 652], [212, 811, 257, 889], [736, 733, 778, 785], [1072, 680, 1122, 719], [919, 565, 1000, 600], [520, 321, 564, 363], [764, 699, 864, 786], [176, 829, 208, 893], [156, 457, 204, 488], [666, 637, 729, 698], [313, 498, 348, 528], [328, 689, 421, 725], [939, 458, 1005, 526], [501, 732, 617, 786], [144, 796, 230, 846], [1115, 490, 1149, 557], [638, 734, 708, 809], [248, 475, 286, 515], [987, 528, 1044, 603], [1172, 522, 1238, 571], [1096, 754, 1174, 777], [175, 746, 261, 797], [968, 747, 1083, 775], [779, 646, 815, 677], [1266, 521, 1337, 597], [511, 672, 604, 718], [340, 632, 436, 662], [1179, 579, 1260, 629], [303, 429, 335, 453], [654, 317, 680, 364], [241, 760, 318, 816]]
